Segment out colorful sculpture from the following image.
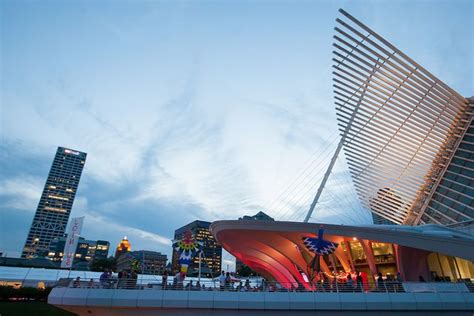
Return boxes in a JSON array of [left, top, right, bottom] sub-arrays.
[[130, 256, 143, 273], [127, 253, 144, 273], [172, 230, 202, 274], [302, 227, 338, 272]]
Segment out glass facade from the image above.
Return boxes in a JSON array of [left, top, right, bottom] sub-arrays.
[[372, 213, 397, 225], [47, 236, 109, 263], [427, 253, 474, 281], [22, 147, 87, 258], [371, 242, 395, 264], [421, 119, 474, 225], [347, 241, 367, 265], [339, 239, 398, 282]]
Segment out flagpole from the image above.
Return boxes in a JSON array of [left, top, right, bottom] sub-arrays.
[[198, 251, 202, 283]]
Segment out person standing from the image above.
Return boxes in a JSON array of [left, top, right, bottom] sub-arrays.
[[123, 270, 131, 289], [73, 277, 81, 288], [356, 271, 363, 292], [261, 278, 267, 292], [100, 269, 109, 289], [117, 270, 124, 289], [219, 271, 226, 291], [175, 271, 185, 290], [225, 272, 231, 290], [396, 272, 403, 283], [244, 279, 251, 292], [376, 272, 385, 292], [346, 273, 353, 292], [162, 270, 168, 290], [130, 270, 138, 289], [186, 280, 193, 290]]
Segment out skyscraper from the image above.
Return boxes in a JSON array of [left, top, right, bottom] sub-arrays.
[[22, 147, 87, 258]]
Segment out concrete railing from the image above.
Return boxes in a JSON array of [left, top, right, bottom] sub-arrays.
[[48, 283, 474, 313]]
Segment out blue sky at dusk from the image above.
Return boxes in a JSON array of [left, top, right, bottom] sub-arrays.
[[1, 0, 472, 267]]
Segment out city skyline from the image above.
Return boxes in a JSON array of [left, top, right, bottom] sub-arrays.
[[1, 1, 473, 266]]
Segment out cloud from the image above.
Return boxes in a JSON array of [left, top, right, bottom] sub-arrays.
[[0, 176, 43, 212], [90, 215, 172, 247], [69, 197, 172, 253]]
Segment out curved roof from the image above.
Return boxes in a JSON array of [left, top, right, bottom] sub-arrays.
[[211, 220, 474, 265]]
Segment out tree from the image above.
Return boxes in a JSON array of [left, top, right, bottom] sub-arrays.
[[237, 265, 255, 277], [90, 257, 116, 272]]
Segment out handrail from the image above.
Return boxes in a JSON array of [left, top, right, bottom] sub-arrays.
[[57, 277, 473, 294]]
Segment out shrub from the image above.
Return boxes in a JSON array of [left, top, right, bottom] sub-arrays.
[[0, 286, 52, 301]]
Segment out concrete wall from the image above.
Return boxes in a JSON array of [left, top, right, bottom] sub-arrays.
[[49, 288, 474, 316], [398, 246, 431, 281]]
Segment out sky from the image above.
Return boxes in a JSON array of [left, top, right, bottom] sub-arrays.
[[1, 0, 473, 269]]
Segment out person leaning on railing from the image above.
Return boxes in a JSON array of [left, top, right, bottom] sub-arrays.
[[73, 277, 81, 288], [117, 270, 127, 289], [376, 272, 385, 292], [356, 272, 363, 292], [346, 273, 354, 292], [219, 271, 226, 291], [100, 269, 110, 289], [129, 270, 138, 289], [162, 270, 168, 290]]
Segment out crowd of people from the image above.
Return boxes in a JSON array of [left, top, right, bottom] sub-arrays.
[[72, 269, 140, 289], [152, 270, 268, 292], [310, 271, 404, 293], [69, 269, 407, 293]]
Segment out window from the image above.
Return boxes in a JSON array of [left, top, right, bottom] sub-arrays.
[[348, 241, 367, 265]]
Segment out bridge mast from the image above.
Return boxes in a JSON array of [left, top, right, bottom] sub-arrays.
[[304, 65, 373, 222]]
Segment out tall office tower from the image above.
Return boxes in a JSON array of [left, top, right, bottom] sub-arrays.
[[22, 147, 87, 258], [172, 220, 222, 276]]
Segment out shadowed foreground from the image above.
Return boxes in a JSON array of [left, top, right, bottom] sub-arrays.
[[0, 302, 76, 316]]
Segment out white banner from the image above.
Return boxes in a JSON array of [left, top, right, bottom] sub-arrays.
[[61, 216, 84, 269]]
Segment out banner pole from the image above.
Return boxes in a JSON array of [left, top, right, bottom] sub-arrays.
[[198, 251, 202, 283]]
